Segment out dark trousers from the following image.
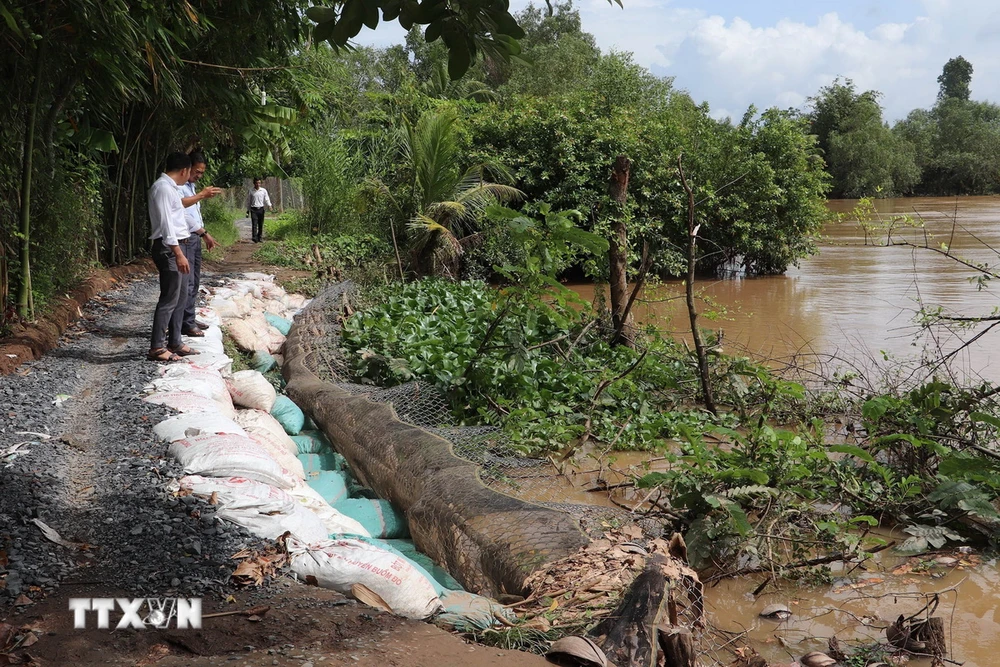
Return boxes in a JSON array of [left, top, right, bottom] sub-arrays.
[[250, 207, 265, 242], [181, 238, 202, 331], [151, 239, 189, 350]]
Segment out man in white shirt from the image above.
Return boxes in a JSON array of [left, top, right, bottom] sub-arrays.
[[178, 151, 222, 337], [147, 152, 198, 362], [245, 178, 273, 243]]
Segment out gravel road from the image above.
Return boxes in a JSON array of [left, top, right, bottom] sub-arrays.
[[0, 275, 267, 607]]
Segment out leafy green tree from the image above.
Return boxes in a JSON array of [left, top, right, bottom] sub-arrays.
[[381, 108, 522, 276], [938, 56, 973, 102], [807, 78, 918, 197]]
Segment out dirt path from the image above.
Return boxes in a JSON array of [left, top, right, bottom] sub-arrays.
[[0, 226, 549, 666]]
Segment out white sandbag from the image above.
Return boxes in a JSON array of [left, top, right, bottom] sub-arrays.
[[178, 475, 295, 514], [182, 336, 225, 355], [287, 481, 370, 537], [283, 294, 308, 311], [263, 299, 288, 317], [203, 325, 224, 341], [148, 366, 230, 404], [263, 283, 286, 300], [242, 272, 275, 282], [209, 297, 240, 319], [154, 413, 248, 443], [196, 308, 221, 327], [144, 391, 236, 420], [182, 352, 233, 376], [249, 433, 306, 480], [227, 370, 277, 411], [286, 536, 444, 619], [226, 319, 267, 353], [233, 409, 297, 454], [168, 433, 295, 489], [266, 327, 286, 354]]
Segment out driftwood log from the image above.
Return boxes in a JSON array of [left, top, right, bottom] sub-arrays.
[[589, 540, 703, 667]]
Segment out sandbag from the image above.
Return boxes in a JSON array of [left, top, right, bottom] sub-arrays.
[[233, 409, 297, 454], [264, 312, 293, 335], [177, 475, 295, 514], [306, 469, 349, 505], [209, 297, 240, 319], [270, 395, 305, 435], [298, 452, 348, 476], [196, 308, 221, 327], [226, 319, 267, 353], [153, 413, 247, 443], [251, 350, 277, 373], [148, 367, 230, 404], [181, 352, 233, 376], [433, 590, 513, 632], [143, 391, 237, 420], [285, 536, 443, 619], [266, 327, 286, 355], [291, 431, 331, 455], [223, 499, 328, 543], [227, 370, 277, 411], [334, 499, 409, 539], [182, 335, 225, 355], [168, 433, 295, 489], [248, 432, 306, 480], [288, 480, 369, 536], [242, 272, 274, 282], [382, 539, 464, 594]]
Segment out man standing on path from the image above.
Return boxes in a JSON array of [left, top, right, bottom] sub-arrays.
[[147, 152, 199, 362], [179, 151, 222, 337], [245, 178, 273, 243]]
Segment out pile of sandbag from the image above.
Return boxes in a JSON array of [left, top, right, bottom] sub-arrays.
[[144, 273, 500, 623], [209, 273, 303, 358]]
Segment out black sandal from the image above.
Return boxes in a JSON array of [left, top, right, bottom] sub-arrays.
[[168, 345, 200, 356]]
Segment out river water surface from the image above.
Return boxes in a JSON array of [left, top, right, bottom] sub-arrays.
[[571, 196, 1000, 384], [564, 197, 1000, 666]]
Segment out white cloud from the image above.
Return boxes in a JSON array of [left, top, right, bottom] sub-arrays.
[[350, 0, 1000, 121]]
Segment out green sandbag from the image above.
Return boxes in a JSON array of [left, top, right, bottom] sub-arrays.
[[307, 469, 349, 505], [264, 312, 293, 335], [297, 451, 347, 476], [434, 590, 514, 632], [383, 539, 463, 593], [270, 395, 305, 434], [291, 430, 331, 454], [251, 350, 276, 373], [334, 498, 409, 539]]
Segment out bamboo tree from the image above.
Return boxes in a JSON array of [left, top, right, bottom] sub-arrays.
[[17, 34, 45, 319]]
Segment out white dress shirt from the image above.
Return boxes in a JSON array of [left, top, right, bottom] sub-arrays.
[[246, 187, 272, 209], [179, 181, 204, 234], [149, 173, 189, 246]]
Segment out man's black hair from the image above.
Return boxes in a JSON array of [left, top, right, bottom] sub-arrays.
[[188, 151, 207, 166], [164, 152, 192, 172]]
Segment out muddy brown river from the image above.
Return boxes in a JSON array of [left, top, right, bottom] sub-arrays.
[[565, 197, 1000, 665], [572, 196, 1000, 384]]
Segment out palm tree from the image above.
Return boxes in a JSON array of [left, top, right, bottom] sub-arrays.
[[387, 108, 522, 277]]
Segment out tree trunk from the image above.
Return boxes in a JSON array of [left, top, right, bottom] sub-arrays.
[[608, 155, 635, 348], [16, 39, 46, 320], [589, 553, 703, 667], [677, 155, 716, 415]]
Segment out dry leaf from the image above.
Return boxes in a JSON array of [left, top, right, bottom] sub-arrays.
[[13, 595, 32, 607], [31, 519, 88, 550]]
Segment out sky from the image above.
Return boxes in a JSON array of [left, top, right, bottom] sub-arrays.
[[354, 0, 1000, 122]]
